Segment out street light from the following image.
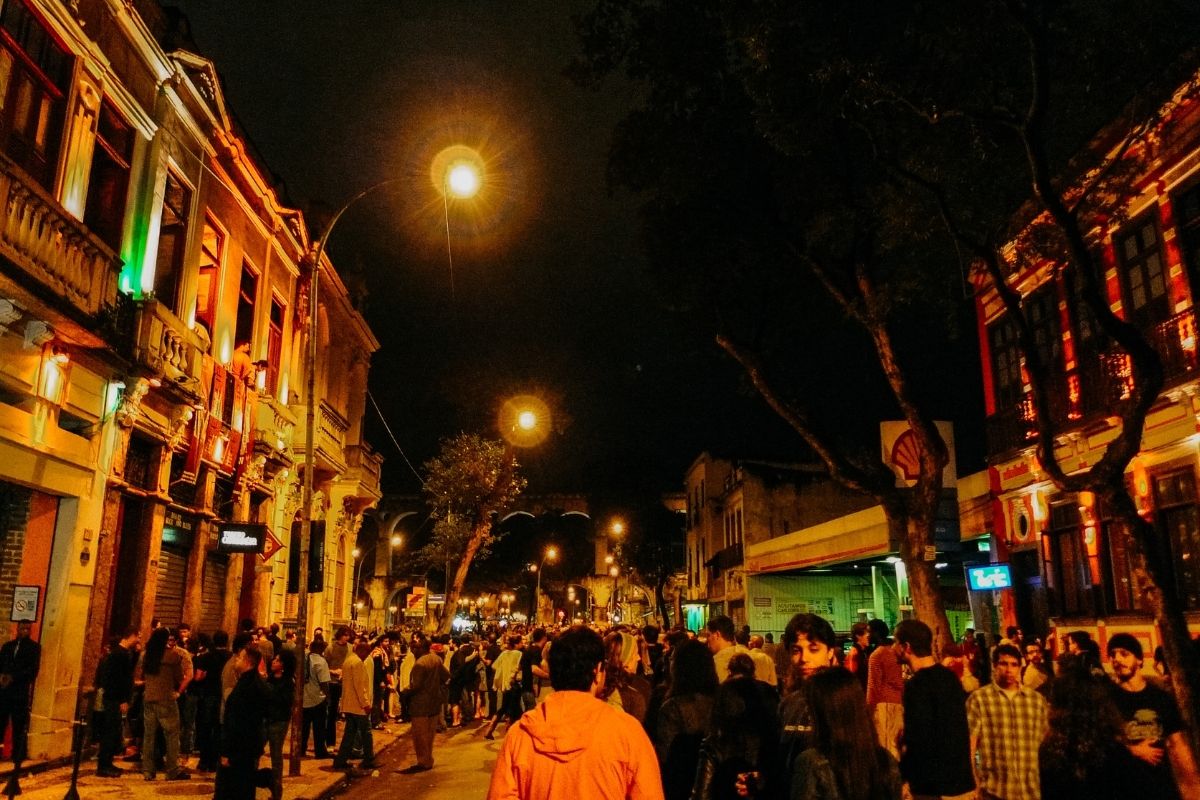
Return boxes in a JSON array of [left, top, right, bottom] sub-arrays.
[[350, 546, 363, 622], [534, 546, 557, 624], [291, 156, 480, 776]]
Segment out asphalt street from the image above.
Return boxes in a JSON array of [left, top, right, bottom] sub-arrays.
[[330, 720, 499, 800]]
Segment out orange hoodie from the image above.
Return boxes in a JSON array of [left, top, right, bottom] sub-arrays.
[[487, 690, 664, 800]]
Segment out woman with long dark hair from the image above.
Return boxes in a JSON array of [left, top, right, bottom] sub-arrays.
[[692, 656, 781, 800], [135, 627, 188, 781], [654, 638, 717, 800], [792, 667, 900, 800], [1039, 663, 1132, 800]]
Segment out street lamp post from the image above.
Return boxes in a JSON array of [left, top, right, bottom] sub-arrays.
[[289, 164, 482, 776], [350, 546, 363, 623], [533, 546, 557, 624]]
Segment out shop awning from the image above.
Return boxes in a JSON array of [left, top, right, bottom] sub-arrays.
[[745, 505, 894, 574]]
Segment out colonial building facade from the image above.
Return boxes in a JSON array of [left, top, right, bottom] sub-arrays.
[[975, 68, 1200, 655], [0, 0, 379, 760]]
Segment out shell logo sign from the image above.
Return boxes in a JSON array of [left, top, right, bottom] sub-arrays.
[[880, 421, 956, 488]]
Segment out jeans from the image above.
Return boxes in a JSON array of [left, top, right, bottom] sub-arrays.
[[334, 713, 373, 765], [266, 720, 288, 784], [301, 702, 329, 756], [177, 693, 198, 754], [324, 682, 342, 745], [141, 699, 181, 777]]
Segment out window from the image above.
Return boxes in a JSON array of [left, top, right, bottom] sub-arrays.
[[1155, 470, 1200, 609], [735, 508, 743, 545], [988, 314, 1023, 410], [1115, 211, 1169, 329], [266, 296, 285, 394], [1173, 182, 1200, 295], [153, 171, 191, 312], [234, 261, 257, 351], [195, 218, 224, 334], [83, 102, 133, 251], [0, 0, 71, 189], [1044, 501, 1091, 616]]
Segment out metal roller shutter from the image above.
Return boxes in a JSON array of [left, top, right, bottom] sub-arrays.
[[198, 554, 228, 635], [153, 545, 188, 627]]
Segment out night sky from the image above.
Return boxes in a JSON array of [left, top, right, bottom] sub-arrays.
[[165, 2, 982, 513]]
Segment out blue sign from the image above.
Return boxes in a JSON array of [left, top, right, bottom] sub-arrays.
[[966, 564, 1013, 591]]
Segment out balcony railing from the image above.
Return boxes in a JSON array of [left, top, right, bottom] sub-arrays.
[[131, 299, 204, 389], [291, 400, 349, 474], [0, 152, 121, 319], [986, 308, 1200, 458], [345, 443, 383, 498]]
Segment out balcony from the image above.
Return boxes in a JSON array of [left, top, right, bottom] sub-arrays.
[[0, 152, 121, 339], [345, 443, 384, 501], [252, 393, 297, 464], [986, 308, 1200, 458], [131, 299, 205, 393], [291, 400, 349, 476]]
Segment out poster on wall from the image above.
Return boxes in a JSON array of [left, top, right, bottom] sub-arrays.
[[10, 586, 39, 622]]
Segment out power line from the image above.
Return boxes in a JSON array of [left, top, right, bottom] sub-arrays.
[[368, 390, 425, 487]]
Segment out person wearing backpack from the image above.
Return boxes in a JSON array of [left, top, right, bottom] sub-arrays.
[[301, 639, 332, 758]]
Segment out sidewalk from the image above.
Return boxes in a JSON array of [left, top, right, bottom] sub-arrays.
[[5, 721, 409, 800]]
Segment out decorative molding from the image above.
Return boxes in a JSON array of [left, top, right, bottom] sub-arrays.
[[115, 378, 150, 429]]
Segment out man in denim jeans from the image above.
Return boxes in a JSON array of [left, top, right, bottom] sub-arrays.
[[331, 640, 377, 772]]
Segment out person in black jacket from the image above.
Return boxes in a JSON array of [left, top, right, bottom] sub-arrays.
[[216, 646, 271, 800], [0, 621, 41, 763], [95, 627, 140, 777]]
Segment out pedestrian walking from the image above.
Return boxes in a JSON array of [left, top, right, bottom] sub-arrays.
[[966, 643, 1047, 800], [332, 639, 378, 772], [893, 619, 974, 800], [486, 626, 664, 800], [484, 634, 524, 739], [692, 655, 780, 800], [792, 666, 901, 800], [397, 633, 448, 773], [654, 638, 717, 800]]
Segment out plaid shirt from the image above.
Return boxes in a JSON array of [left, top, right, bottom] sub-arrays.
[[966, 682, 1048, 800]]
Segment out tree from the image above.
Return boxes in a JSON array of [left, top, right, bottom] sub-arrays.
[[581, 0, 1200, 745], [573, 0, 967, 652], [421, 433, 527, 633], [618, 502, 686, 625]]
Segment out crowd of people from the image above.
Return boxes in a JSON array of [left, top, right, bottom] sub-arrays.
[[74, 612, 1200, 800], [481, 615, 1200, 800]]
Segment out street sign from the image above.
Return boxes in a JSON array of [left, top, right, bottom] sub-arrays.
[[259, 527, 284, 562]]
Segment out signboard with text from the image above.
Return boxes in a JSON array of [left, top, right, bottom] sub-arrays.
[[217, 523, 268, 554]]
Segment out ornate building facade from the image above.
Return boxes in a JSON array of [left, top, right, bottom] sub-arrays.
[[0, 0, 379, 760]]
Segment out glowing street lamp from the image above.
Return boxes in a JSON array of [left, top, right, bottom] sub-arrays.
[[534, 546, 558, 624]]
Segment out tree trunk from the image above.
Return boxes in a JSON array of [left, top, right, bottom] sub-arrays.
[[1109, 489, 1200, 755], [437, 520, 491, 634], [886, 504, 954, 656]]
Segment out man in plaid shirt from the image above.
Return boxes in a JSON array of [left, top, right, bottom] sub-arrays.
[[966, 643, 1047, 800]]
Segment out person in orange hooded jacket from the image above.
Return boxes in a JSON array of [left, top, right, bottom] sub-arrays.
[[486, 626, 664, 800]]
